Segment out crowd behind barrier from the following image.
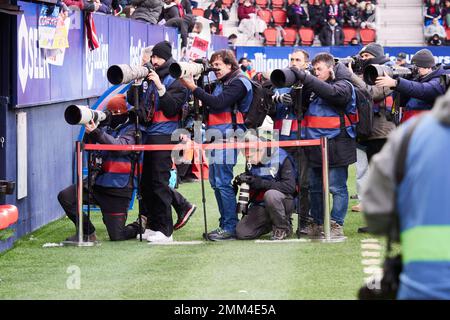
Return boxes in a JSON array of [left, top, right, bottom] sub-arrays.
[[423, 0, 450, 45]]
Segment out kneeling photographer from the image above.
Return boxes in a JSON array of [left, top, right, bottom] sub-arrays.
[[235, 135, 296, 241], [373, 49, 447, 123], [58, 94, 138, 242]]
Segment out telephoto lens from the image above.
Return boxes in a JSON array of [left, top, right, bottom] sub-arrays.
[[270, 68, 299, 88], [64, 105, 110, 125], [236, 182, 250, 215], [107, 63, 154, 85]]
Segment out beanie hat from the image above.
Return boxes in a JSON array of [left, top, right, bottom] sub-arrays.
[[396, 52, 407, 60], [107, 94, 128, 114], [411, 49, 436, 68], [359, 43, 384, 58], [152, 41, 172, 61]]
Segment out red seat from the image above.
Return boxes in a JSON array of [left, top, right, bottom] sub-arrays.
[[283, 27, 297, 46], [257, 9, 272, 24], [446, 28, 450, 41], [192, 8, 204, 17], [343, 27, 357, 44], [272, 9, 287, 27], [271, 0, 285, 9], [221, 0, 234, 8], [255, 0, 268, 9], [0, 205, 18, 230], [263, 27, 278, 46], [360, 28, 376, 45], [298, 27, 314, 46], [324, 0, 340, 4]]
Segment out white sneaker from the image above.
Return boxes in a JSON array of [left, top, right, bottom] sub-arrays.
[[147, 231, 173, 243], [136, 229, 156, 240]]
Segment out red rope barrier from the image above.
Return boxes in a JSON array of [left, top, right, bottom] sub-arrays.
[[83, 139, 321, 151]]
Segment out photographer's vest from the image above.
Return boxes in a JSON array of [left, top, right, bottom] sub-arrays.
[[248, 148, 294, 205], [272, 87, 302, 141], [397, 114, 450, 299], [144, 75, 182, 135], [207, 75, 252, 136], [95, 124, 141, 189], [401, 98, 432, 123], [303, 80, 357, 140]]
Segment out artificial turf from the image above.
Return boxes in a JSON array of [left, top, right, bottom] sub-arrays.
[[0, 165, 384, 300]]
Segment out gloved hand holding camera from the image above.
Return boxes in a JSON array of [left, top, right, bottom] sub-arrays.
[[272, 92, 293, 106], [234, 173, 266, 190]]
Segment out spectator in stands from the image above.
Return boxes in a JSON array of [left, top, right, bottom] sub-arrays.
[[63, 0, 84, 10], [344, 0, 361, 28], [84, 0, 112, 14], [204, 0, 229, 35], [176, 0, 192, 16], [429, 33, 444, 45], [239, 57, 256, 79], [424, 0, 442, 26], [237, 9, 267, 42], [319, 17, 344, 46], [131, 0, 163, 24], [160, 0, 180, 22], [424, 17, 447, 42], [287, 0, 309, 28], [228, 33, 238, 49], [442, 0, 450, 27], [210, 23, 217, 34], [237, 0, 256, 22], [360, 1, 376, 30], [165, 14, 202, 48], [308, 0, 326, 35], [326, 0, 344, 26], [396, 52, 411, 68], [350, 37, 360, 46]]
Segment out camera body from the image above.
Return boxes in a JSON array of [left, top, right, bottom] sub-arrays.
[[234, 173, 252, 215], [364, 64, 415, 85], [336, 56, 365, 74]]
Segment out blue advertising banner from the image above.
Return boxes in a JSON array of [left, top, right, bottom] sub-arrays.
[[129, 20, 148, 66], [14, 1, 236, 107], [236, 46, 450, 73], [49, 11, 83, 101], [17, 1, 52, 106]]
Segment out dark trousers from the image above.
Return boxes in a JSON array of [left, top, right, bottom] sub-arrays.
[[286, 147, 310, 227], [171, 188, 190, 214], [236, 190, 294, 240], [359, 138, 387, 162], [58, 184, 134, 241], [141, 136, 174, 237]]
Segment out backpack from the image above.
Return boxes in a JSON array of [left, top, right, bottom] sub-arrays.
[[345, 80, 374, 140], [236, 76, 274, 129]]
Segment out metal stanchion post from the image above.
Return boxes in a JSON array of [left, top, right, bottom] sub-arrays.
[[62, 141, 95, 247], [321, 137, 331, 241]]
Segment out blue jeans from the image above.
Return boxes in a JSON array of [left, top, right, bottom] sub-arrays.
[[309, 166, 349, 226], [208, 148, 238, 234]]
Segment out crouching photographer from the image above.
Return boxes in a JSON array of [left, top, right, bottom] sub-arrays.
[[235, 135, 297, 241], [58, 94, 139, 242], [373, 49, 447, 124]]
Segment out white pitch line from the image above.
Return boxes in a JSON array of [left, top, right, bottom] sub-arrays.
[[255, 239, 311, 243], [147, 240, 205, 246]]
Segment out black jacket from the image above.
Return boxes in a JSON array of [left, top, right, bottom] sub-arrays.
[[160, 3, 180, 22], [131, 0, 162, 24], [165, 14, 196, 48], [127, 57, 189, 140], [319, 23, 344, 46], [301, 63, 356, 167]]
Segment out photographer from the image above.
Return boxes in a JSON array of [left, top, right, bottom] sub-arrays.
[[179, 49, 253, 241], [270, 49, 311, 237], [375, 49, 447, 124], [128, 40, 189, 243], [235, 136, 297, 241], [361, 90, 450, 299], [290, 53, 357, 238], [348, 43, 396, 220], [58, 94, 139, 242]]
